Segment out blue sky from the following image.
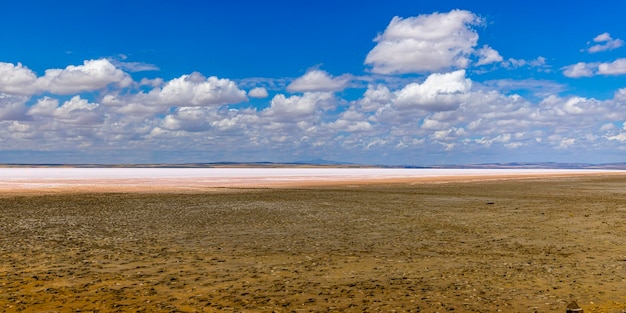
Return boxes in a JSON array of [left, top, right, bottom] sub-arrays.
[[2, 1, 626, 165]]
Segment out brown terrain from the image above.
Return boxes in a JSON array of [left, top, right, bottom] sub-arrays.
[[1, 173, 625, 312]]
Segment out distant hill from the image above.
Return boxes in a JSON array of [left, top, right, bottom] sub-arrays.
[[426, 162, 626, 170], [0, 160, 362, 168], [1, 161, 626, 169]]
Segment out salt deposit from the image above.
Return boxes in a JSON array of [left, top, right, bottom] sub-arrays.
[[0, 167, 616, 181], [0, 168, 621, 192]]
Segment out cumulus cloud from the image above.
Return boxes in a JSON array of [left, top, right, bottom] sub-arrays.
[[140, 77, 165, 87], [538, 95, 609, 126], [563, 59, 626, 77], [157, 72, 248, 106], [98, 73, 249, 116], [54, 96, 103, 126], [28, 96, 102, 126], [327, 119, 373, 133], [614, 88, 626, 101], [560, 97, 595, 115], [562, 62, 595, 78], [161, 107, 215, 132], [587, 32, 623, 53], [27, 97, 60, 117], [357, 84, 393, 111], [597, 58, 626, 75], [5, 13, 626, 164], [100, 92, 166, 116], [37, 59, 133, 94], [421, 118, 451, 130], [0, 59, 136, 96], [474, 133, 513, 147], [0, 62, 39, 96], [286, 69, 350, 92], [475, 45, 503, 66], [263, 92, 335, 121], [211, 108, 260, 133], [4, 64, 626, 163], [248, 87, 269, 98], [326, 109, 374, 133], [365, 10, 481, 74], [394, 70, 472, 111], [606, 133, 626, 142], [0, 94, 28, 120]]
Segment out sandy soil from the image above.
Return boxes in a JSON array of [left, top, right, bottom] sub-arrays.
[[1, 172, 625, 312]]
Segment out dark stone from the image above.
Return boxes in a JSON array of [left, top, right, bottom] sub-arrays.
[[566, 301, 583, 313]]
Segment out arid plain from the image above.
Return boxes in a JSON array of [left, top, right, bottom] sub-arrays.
[[1, 170, 625, 312]]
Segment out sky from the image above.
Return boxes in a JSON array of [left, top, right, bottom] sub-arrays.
[[2, 1, 626, 165]]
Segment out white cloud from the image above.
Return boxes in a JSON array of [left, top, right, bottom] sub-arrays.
[[475, 133, 513, 148], [4, 68, 626, 164], [140, 77, 165, 87], [614, 88, 626, 101], [503, 56, 548, 70], [326, 109, 374, 133], [421, 118, 450, 130], [27, 97, 60, 117], [161, 107, 215, 132], [481, 79, 566, 98], [597, 58, 626, 75], [587, 32, 623, 53], [606, 133, 626, 142], [27, 96, 102, 126], [110, 59, 160, 72], [365, 10, 481, 74], [53, 96, 103, 126], [475, 45, 503, 66], [394, 70, 471, 111], [594, 32, 612, 42], [211, 108, 260, 133], [0, 62, 39, 96], [561, 97, 592, 115], [528, 56, 547, 68], [6, 16, 626, 164], [248, 87, 269, 98], [8, 121, 32, 134], [605, 122, 626, 142], [99, 73, 249, 117], [563, 58, 626, 77], [37, 59, 133, 94], [562, 62, 597, 77], [536, 95, 611, 129], [0, 94, 28, 120], [100, 92, 166, 116], [157, 72, 248, 106], [286, 69, 350, 92], [356, 84, 393, 111], [2, 59, 152, 97], [557, 137, 576, 149], [599, 122, 616, 132], [263, 92, 334, 121], [327, 119, 373, 133]]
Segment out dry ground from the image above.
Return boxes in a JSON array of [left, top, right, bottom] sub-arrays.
[[1, 175, 625, 312]]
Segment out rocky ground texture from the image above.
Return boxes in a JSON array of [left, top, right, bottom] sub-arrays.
[[1, 175, 625, 312]]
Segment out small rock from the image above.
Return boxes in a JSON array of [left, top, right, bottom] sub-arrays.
[[566, 301, 583, 313]]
